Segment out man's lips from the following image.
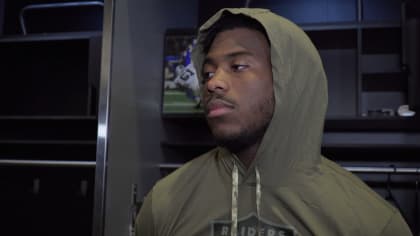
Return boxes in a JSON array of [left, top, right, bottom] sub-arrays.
[[205, 99, 234, 118]]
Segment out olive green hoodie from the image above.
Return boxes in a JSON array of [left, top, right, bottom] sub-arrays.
[[136, 8, 412, 236]]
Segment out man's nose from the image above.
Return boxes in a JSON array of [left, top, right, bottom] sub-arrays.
[[206, 70, 229, 93]]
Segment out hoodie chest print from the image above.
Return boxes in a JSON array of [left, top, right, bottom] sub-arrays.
[[211, 213, 297, 236]]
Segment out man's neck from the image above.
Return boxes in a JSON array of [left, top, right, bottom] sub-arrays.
[[235, 141, 260, 169]]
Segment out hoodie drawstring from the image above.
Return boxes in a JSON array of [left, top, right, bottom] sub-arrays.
[[231, 164, 239, 236], [256, 167, 261, 234], [231, 163, 262, 236]]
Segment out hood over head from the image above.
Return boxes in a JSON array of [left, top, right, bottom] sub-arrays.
[[193, 8, 328, 186]]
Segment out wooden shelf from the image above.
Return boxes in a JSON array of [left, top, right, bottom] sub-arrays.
[[322, 143, 420, 149], [324, 117, 420, 132], [159, 163, 182, 169], [161, 116, 420, 132]]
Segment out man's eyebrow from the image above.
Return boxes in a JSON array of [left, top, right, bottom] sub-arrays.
[[203, 51, 254, 66], [203, 57, 215, 67]]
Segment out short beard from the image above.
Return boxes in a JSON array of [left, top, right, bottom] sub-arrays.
[[211, 96, 274, 154], [213, 122, 269, 154]]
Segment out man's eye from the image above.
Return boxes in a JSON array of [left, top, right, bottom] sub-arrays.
[[203, 72, 214, 79], [202, 72, 214, 83], [232, 64, 248, 71]]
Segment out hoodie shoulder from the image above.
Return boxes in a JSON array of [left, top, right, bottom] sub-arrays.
[[320, 158, 412, 235], [150, 148, 220, 216], [154, 148, 219, 193], [141, 148, 231, 235], [380, 211, 413, 236]]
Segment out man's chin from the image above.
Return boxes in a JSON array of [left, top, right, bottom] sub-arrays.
[[210, 127, 240, 143], [212, 131, 249, 154], [210, 124, 267, 154], [214, 138, 243, 154]]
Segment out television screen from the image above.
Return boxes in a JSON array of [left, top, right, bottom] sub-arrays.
[[162, 29, 203, 115]]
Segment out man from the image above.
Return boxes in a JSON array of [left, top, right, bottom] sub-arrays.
[[136, 8, 412, 236]]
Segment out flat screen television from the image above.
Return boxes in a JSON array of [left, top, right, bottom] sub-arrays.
[[161, 29, 204, 116]]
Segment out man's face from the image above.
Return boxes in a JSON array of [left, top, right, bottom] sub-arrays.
[[202, 27, 274, 152]]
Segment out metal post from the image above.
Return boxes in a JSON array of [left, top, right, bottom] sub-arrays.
[[0, 159, 96, 168], [92, 0, 114, 235]]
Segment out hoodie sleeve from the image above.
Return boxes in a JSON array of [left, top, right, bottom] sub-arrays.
[[379, 211, 413, 236], [135, 191, 155, 236]]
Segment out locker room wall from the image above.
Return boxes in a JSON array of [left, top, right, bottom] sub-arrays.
[[103, 0, 197, 235]]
